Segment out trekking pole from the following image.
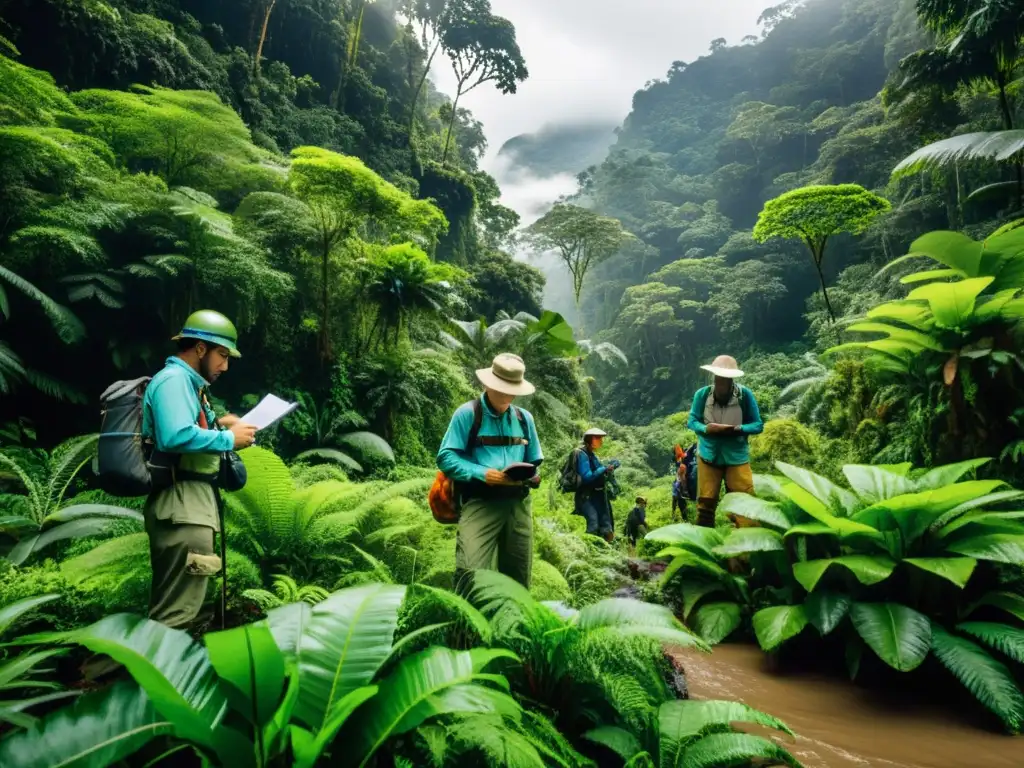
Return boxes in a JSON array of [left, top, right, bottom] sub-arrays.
[[217, 489, 227, 631]]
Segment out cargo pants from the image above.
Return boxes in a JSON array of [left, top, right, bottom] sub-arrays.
[[145, 453, 223, 632], [454, 494, 533, 597]]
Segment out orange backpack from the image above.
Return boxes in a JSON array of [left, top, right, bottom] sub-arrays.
[[428, 400, 528, 524]]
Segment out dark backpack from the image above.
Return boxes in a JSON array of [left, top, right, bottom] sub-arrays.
[[94, 377, 153, 497], [683, 444, 698, 499], [558, 448, 588, 493]]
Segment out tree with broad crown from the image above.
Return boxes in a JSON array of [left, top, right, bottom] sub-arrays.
[[439, 0, 527, 166], [525, 203, 630, 310], [287, 146, 447, 360], [753, 184, 890, 322]]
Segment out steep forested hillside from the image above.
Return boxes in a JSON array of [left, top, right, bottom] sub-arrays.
[[0, 0, 562, 456], [571, 0, 1018, 439]]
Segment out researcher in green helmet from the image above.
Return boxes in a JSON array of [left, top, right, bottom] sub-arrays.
[[141, 310, 256, 633]]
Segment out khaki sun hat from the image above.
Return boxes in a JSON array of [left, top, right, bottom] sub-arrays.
[[701, 354, 744, 379], [476, 353, 536, 396]]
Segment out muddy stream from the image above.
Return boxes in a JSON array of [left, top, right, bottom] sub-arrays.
[[674, 644, 1021, 768]]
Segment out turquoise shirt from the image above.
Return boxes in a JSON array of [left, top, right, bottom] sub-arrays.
[[437, 395, 543, 482], [142, 357, 233, 454], [687, 385, 764, 466]]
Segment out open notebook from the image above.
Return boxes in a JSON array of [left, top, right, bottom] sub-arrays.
[[240, 394, 299, 430]]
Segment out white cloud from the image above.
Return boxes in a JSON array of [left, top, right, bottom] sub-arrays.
[[431, 0, 768, 172]]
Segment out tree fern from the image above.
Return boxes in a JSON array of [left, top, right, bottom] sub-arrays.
[[930, 625, 1024, 733]]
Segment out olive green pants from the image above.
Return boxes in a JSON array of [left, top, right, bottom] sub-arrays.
[[455, 495, 533, 596], [145, 516, 222, 631]]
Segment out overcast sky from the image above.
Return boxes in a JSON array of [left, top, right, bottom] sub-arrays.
[[430, 0, 768, 222]]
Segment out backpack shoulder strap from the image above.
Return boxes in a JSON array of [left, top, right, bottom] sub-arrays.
[[466, 398, 483, 451], [512, 406, 529, 444]]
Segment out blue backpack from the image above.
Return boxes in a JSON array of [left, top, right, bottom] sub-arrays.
[[682, 444, 698, 499]]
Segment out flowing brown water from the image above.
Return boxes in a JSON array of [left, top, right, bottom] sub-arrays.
[[674, 644, 1021, 768]]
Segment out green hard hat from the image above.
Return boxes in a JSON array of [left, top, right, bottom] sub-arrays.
[[172, 310, 241, 358]]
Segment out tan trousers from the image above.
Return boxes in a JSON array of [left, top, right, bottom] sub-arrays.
[[696, 457, 756, 528]]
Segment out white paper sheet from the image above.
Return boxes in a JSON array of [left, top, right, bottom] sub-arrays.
[[240, 394, 299, 430]]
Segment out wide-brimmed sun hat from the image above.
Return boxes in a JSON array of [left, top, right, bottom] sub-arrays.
[[583, 428, 608, 438], [701, 354, 744, 379], [476, 353, 535, 396]]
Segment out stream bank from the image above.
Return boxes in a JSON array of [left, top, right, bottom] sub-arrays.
[[674, 643, 1020, 768]]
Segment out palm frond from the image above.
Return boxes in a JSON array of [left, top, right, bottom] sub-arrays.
[[893, 131, 1024, 177]]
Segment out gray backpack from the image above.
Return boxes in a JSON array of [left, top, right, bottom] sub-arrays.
[[94, 378, 153, 497]]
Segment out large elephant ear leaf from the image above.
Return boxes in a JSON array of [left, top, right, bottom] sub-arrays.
[[913, 458, 991, 490], [776, 462, 859, 514], [849, 603, 931, 673], [61, 614, 226, 744], [0, 681, 173, 768], [292, 583, 406, 733], [205, 622, 286, 727], [931, 626, 1024, 733], [752, 605, 808, 653], [842, 464, 914, 504]]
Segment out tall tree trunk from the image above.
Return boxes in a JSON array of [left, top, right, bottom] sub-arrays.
[[441, 88, 462, 166], [995, 74, 1022, 211], [407, 41, 441, 154], [253, 0, 277, 76], [813, 256, 836, 322], [320, 246, 331, 360], [332, 1, 367, 110]]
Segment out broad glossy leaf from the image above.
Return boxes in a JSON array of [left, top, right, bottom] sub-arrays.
[[581, 725, 642, 761], [792, 555, 897, 592], [718, 493, 791, 530], [845, 321, 944, 352], [948, 534, 1024, 565], [680, 732, 801, 768], [931, 625, 1024, 733], [692, 602, 742, 646], [965, 592, 1024, 623], [0, 681, 172, 768], [266, 601, 312, 663], [293, 685, 378, 768], [752, 605, 808, 653], [782, 523, 838, 539], [842, 464, 914, 504], [914, 458, 991, 490], [645, 523, 723, 557], [712, 527, 784, 556], [804, 590, 852, 636], [775, 462, 859, 515], [850, 603, 931, 672], [779, 482, 879, 539], [936, 510, 1024, 538], [345, 647, 521, 767], [929, 490, 1024, 535], [865, 301, 935, 331], [903, 557, 977, 588], [853, 481, 1008, 545], [67, 614, 226, 742], [905, 229, 983, 276], [957, 622, 1024, 666], [660, 549, 730, 585], [205, 622, 285, 727], [906, 276, 994, 329], [292, 584, 406, 732], [680, 580, 728, 621], [900, 268, 966, 284], [42, 503, 144, 525], [0, 594, 59, 636]]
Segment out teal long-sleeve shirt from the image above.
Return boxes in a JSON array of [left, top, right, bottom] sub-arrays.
[[436, 395, 543, 482], [142, 357, 233, 454], [686, 385, 764, 466]]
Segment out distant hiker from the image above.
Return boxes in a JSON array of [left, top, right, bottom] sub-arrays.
[[686, 355, 763, 528], [671, 464, 688, 521], [625, 496, 648, 547], [575, 427, 619, 542], [437, 354, 542, 594], [143, 310, 256, 633]]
